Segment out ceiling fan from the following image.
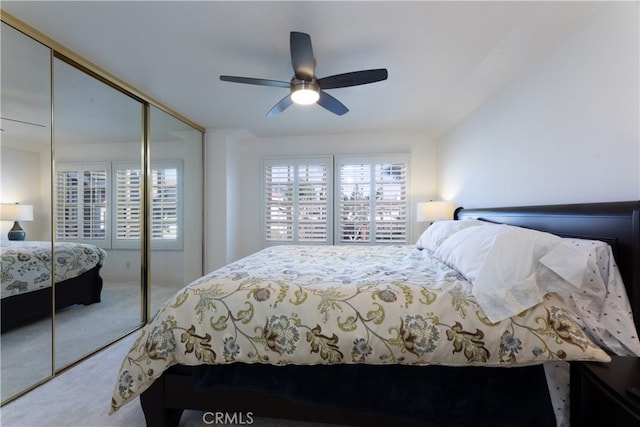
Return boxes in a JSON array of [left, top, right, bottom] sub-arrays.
[[220, 31, 388, 116], [0, 116, 46, 132]]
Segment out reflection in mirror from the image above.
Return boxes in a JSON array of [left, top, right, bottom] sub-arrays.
[[149, 106, 203, 317], [53, 58, 144, 369], [1, 22, 53, 402]]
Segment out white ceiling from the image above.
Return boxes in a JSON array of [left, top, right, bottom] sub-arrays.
[[1, 1, 601, 138]]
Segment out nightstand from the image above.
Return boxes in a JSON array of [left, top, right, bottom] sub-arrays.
[[570, 356, 640, 426]]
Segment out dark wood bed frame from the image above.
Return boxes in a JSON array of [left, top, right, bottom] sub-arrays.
[[1, 264, 103, 333], [139, 201, 640, 427]]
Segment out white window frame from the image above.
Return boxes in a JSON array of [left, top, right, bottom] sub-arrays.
[[55, 162, 111, 247], [335, 154, 410, 245], [262, 156, 333, 247]]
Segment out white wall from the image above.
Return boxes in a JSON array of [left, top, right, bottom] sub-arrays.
[[205, 130, 437, 271], [0, 146, 50, 241], [438, 1, 639, 208]]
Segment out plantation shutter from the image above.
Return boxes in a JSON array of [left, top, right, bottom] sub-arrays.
[[55, 163, 109, 244], [265, 164, 294, 241], [263, 157, 332, 245], [150, 163, 181, 246], [114, 165, 142, 244], [56, 169, 80, 239], [336, 155, 409, 244], [298, 164, 329, 241], [113, 161, 182, 249], [374, 162, 408, 242], [338, 162, 372, 242]]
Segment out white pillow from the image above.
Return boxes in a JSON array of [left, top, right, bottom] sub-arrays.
[[415, 219, 485, 251], [433, 223, 511, 283], [434, 224, 588, 323]]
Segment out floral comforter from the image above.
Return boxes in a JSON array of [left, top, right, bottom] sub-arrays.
[[111, 244, 613, 413], [1, 241, 106, 299]]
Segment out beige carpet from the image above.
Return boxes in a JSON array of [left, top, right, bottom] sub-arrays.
[[1, 278, 179, 401], [0, 332, 345, 427]]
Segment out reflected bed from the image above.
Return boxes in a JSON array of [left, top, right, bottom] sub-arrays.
[[1, 241, 106, 332]]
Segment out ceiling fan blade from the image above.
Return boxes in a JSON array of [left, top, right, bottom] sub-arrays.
[[317, 69, 388, 90], [220, 75, 290, 88], [0, 116, 46, 127], [317, 91, 348, 116], [266, 95, 294, 117], [290, 32, 315, 80]]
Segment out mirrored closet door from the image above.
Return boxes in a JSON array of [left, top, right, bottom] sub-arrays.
[[0, 15, 204, 405], [149, 106, 203, 318], [53, 58, 144, 369], [0, 21, 53, 402]]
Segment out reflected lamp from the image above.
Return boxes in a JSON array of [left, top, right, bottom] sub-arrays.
[[1, 203, 34, 241]]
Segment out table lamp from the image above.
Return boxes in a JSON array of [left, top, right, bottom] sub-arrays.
[[1, 203, 34, 240], [416, 201, 455, 223]]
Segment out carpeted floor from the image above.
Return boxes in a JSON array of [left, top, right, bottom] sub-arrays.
[[0, 332, 345, 427], [1, 278, 180, 401]]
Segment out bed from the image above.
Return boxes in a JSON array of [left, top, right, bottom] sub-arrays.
[[110, 201, 640, 426], [1, 241, 106, 332]]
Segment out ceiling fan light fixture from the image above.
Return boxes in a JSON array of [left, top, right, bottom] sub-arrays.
[[220, 32, 387, 116], [290, 79, 320, 105]]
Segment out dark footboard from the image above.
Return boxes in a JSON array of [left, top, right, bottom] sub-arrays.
[[140, 364, 555, 427], [1, 264, 103, 333], [139, 371, 184, 427]]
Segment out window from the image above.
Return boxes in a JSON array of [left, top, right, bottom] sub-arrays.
[[55, 160, 182, 249], [262, 154, 409, 246], [263, 157, 333, 244], [55, 163, 110, 244], [151, 165, 180, 243], [336, 155, 409, 244], [113, 161, 182, 249]]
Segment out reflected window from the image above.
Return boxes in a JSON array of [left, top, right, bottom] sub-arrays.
[[113, 164, 142, 244], [151, 164, 180, 243], [55, 163, 110, 243], [55, 160, 183, 249], [113, 160, 183, 249]]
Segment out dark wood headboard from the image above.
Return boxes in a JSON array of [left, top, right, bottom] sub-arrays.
[[455, 201, 640, 332]]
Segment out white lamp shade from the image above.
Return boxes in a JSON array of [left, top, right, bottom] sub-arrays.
[[416, 201, 454, 222], [0, 203, 34, 221]]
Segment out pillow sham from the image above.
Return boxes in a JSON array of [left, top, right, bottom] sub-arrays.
[[434, 224, 588, 323], [415, 219, 485, 251]]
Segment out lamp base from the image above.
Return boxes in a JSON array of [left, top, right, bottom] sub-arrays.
[[8, 221, 25, 241]]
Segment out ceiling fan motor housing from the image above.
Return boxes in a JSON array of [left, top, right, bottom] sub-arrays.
[[290, 78, 320, 104]]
